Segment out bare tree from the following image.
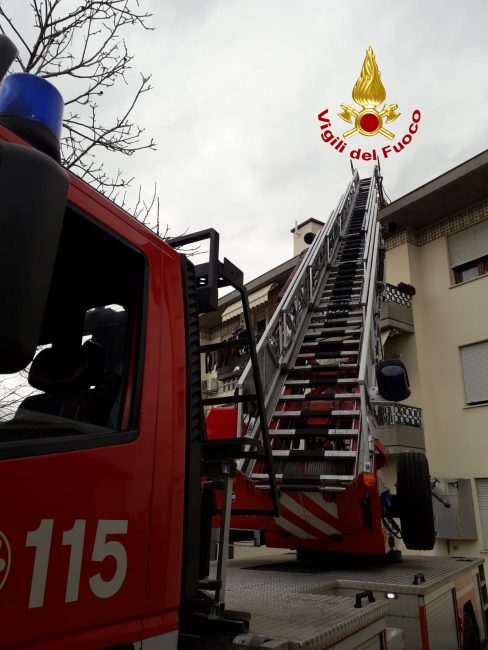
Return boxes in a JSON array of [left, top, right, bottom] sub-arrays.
[[0, 0, 166, 234]]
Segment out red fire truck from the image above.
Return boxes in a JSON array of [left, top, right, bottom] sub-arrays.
[[0, 34, 486, 650]]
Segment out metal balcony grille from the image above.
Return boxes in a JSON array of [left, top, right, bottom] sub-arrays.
[[375, 403, 422, 428], [384, 284, 412, 308]]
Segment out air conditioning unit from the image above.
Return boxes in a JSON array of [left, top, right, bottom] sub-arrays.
[[201, 378, 219, 394]]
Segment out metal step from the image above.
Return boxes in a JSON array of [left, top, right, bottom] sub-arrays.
[[271, 450, 357, 459], [296, 351, 359, 359], [289, 363, 358, 371], [272, 409, 360, 418], [251, 473, 355, 482], [317, 300, 363, 308], [278, 393, 359, 400], [311, 316, 363, 326], [269, 428, 359, 438], [305, 326, 362, 335], [285, 377, 340, 386], [302, 340, 361, 349], [319, 293, 361, 302], [324, 280, 363, 288]]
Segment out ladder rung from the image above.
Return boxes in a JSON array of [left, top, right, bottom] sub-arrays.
[[290, 364, 358, 371], [329, 428, 360, 436], [325, 279, 362, 285], [319, 296, 361, 304], [202, 393, 257, 406], [284, 378, 338, 386], [251, 473, 355, 482], [269, 428, 359, 437], [303, 340, 361, 349], [278, 393, 359, 401], [305, 327, 362, 335], [309, 317, 362, 325], [272, 410, 360, 418], [271, 450, 357, 459], [274, 484, 347, 492], [297, 351, 359, 359], [312, 308, 363, 315]]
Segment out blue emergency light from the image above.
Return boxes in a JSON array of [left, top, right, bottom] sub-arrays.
[[0, 73, 64, 159]]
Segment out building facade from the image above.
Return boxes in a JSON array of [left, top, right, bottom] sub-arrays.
[[379, 149, 488, 558]]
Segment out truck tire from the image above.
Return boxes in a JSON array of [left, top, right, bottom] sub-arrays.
[[397, 452, 435, 550]]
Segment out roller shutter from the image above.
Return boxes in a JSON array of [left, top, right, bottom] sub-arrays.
[[476, 479, 488, 550], [460, 341, 488, 404], [448, 220, 488, 268]]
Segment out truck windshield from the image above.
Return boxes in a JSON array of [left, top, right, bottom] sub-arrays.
[[0, 205, 145, 443]]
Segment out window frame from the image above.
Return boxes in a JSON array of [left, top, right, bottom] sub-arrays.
[[459, 340, 488, 407], [453, 255, 488, 285], [0, 202, 149, 460]]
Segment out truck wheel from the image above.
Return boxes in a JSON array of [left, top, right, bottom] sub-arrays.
[[397, 452, 435, 550], [463, 609, 481, 650]]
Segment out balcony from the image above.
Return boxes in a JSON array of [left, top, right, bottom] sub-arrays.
[[374, 403, 425, 454], [381, 283, 414, 336]]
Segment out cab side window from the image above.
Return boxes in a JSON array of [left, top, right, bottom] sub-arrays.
[[0, 206, 145, 444]]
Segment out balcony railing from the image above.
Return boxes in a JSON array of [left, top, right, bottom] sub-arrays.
[[384, 283, 413, 308], [374, 403, 425, 454], [375, 403, 422, 428], [381, 284, 414, 336]]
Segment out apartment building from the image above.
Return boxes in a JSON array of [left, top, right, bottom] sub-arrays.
[[200, 149, 488, 557], [379, 149, 488, 557]]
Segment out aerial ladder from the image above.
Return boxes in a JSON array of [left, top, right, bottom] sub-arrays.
[[208, 167, 434, 563]]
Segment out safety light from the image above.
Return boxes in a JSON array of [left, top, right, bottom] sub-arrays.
[[0, 73, 63, 160], [362, 472, 377, 488], [385, 592, 398, 600]]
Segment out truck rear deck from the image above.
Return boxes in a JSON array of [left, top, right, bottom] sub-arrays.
[[198, 554, 487, 649]]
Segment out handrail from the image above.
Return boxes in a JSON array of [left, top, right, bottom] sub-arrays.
[[357, 168, 385, 473]]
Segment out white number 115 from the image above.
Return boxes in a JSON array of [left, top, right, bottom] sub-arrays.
[[26, 519, 128, 608]]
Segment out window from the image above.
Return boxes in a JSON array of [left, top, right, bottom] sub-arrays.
[[0, 206, 145, 447], [453, 257, 488, 284], [476, 479, 488, 549], [256, 318, 267, 339], [448, 220, 488, 285], [460, 341, 488, 405]]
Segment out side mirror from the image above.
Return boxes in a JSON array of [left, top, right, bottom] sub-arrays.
[[0, 142, 68, 372], [375, 359, 410, 402]]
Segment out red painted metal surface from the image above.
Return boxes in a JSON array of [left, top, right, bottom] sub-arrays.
[[0, 126, 186, 648], [207, 406, 246, 440]]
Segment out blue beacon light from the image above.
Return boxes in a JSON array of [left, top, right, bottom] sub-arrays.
[[0, 73, 64, 160]]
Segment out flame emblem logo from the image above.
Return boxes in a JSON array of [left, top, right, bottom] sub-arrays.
[[0, 530, 11, 591], [338, 47, 400, 140]]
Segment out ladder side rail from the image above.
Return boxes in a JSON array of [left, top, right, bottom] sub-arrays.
[[357, 221, 381, 474], [355, 168, 382, 474], [361, 174, 376, 233], [361, 181, 378, 281], [360, 173, 380, 307]]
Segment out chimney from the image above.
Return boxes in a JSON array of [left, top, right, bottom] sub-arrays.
[[290, 218, 325, 256]]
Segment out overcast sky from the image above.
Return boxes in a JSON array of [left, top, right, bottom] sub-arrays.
[[6, 1, 488, 284]]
